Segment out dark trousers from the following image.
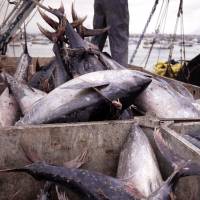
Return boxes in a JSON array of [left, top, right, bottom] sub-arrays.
[[91, 0, 129, 67]]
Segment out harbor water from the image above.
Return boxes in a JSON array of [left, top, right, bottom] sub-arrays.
[[6, 40, 200, 72]]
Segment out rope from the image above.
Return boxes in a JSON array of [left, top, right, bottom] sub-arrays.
[[3, 2, 10, 24], [168, 0, 183, 63], [144, 0, 170, 68], [129, 0, 159, 64], [25, 0, 44, 27], [0, 0, 7, 17], [2, 0, 22, 27], [157, 0, 169, 61]]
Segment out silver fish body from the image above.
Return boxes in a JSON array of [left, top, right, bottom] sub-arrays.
[[134, 78, 200, 118], [117, 124, 163, 197], [53, 44, 69, 87], [0, 51, 31, 126], [0, 88, 19, 126], [1, 72, 46, 115], [14, 52, 32, 82], [16, 70, 151, 125]]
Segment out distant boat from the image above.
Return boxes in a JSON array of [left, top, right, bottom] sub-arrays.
[[8, 42, 22, 47], [31, 39, 50, 45], [177, 41, 193, 47], [143, 40, 171, 49]]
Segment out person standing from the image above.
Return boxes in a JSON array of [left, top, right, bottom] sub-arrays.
[[91, 0, 129, 67]]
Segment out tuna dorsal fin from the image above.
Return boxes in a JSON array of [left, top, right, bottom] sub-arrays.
[[58, 1, 65, 14], [37, 23, 55, 42], [71, 2, 78, 21], [71, 17, 87, 29]]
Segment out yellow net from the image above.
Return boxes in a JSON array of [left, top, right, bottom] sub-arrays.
[[154, 61, 182, 78]]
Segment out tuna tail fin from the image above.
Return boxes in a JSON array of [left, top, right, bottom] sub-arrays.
[[58, 1, 65, 15], [38, 8, 59, 30], [23, 23, 28, 54], [32, 0, 63, 20], [71, 2, 78, 21], [151, 160, 200, 199], [71, 2, 108, 38], [81, 26, 110, 38], [65, 20, 88, 49], [37, 23, 65, 43]]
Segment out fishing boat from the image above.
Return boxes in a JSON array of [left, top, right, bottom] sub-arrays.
[[177, 41, 193, 47], [143, 39, 171, 49], [8, 42, 22, 47]]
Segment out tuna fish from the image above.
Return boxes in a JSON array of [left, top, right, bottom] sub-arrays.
[[14, 25, 32, 82], [182, 130, 200, 149], [0, 162, 141, 200], [0, 27, 31, 126], [34, 0, 117, 77], [117, 124, 163, 198], [29, 59, 56, 92], [0, 72, 46, 115], [37, 182, 53, 200], [0, 88, 19, 127], [71, 2, 109, 39], [150, 128, 200, 200], [16, 70, 152, 125], [134, 78, 200, 118]]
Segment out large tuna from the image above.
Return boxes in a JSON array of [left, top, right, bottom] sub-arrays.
[[0, 31, 31, 126], [117, 124, 163, 198], [134, 78, 200, 118], [16, 70, 151, 125]]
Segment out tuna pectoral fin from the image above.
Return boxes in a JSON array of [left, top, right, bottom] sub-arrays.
[[61, 81, 109, 90], [20, 141, 43, 163], [63, 149, 88, 169]]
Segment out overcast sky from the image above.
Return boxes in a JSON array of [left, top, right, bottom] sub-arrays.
[[2, 0, 200, 34]]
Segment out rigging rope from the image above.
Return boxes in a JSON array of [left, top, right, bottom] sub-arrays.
[[25, 0, 44, 27], [168, 0, 183, 63], [3, 2, 10, 24], [144, 0, 170, 68], [129, 0, 159, 64], [2, 0, 22, 27]]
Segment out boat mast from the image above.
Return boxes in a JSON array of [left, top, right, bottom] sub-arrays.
[[0, 0, 41, 55]]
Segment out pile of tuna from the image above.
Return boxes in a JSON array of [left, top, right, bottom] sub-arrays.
[[1, 2, 200, 200], [1, 1, 200, 127]]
